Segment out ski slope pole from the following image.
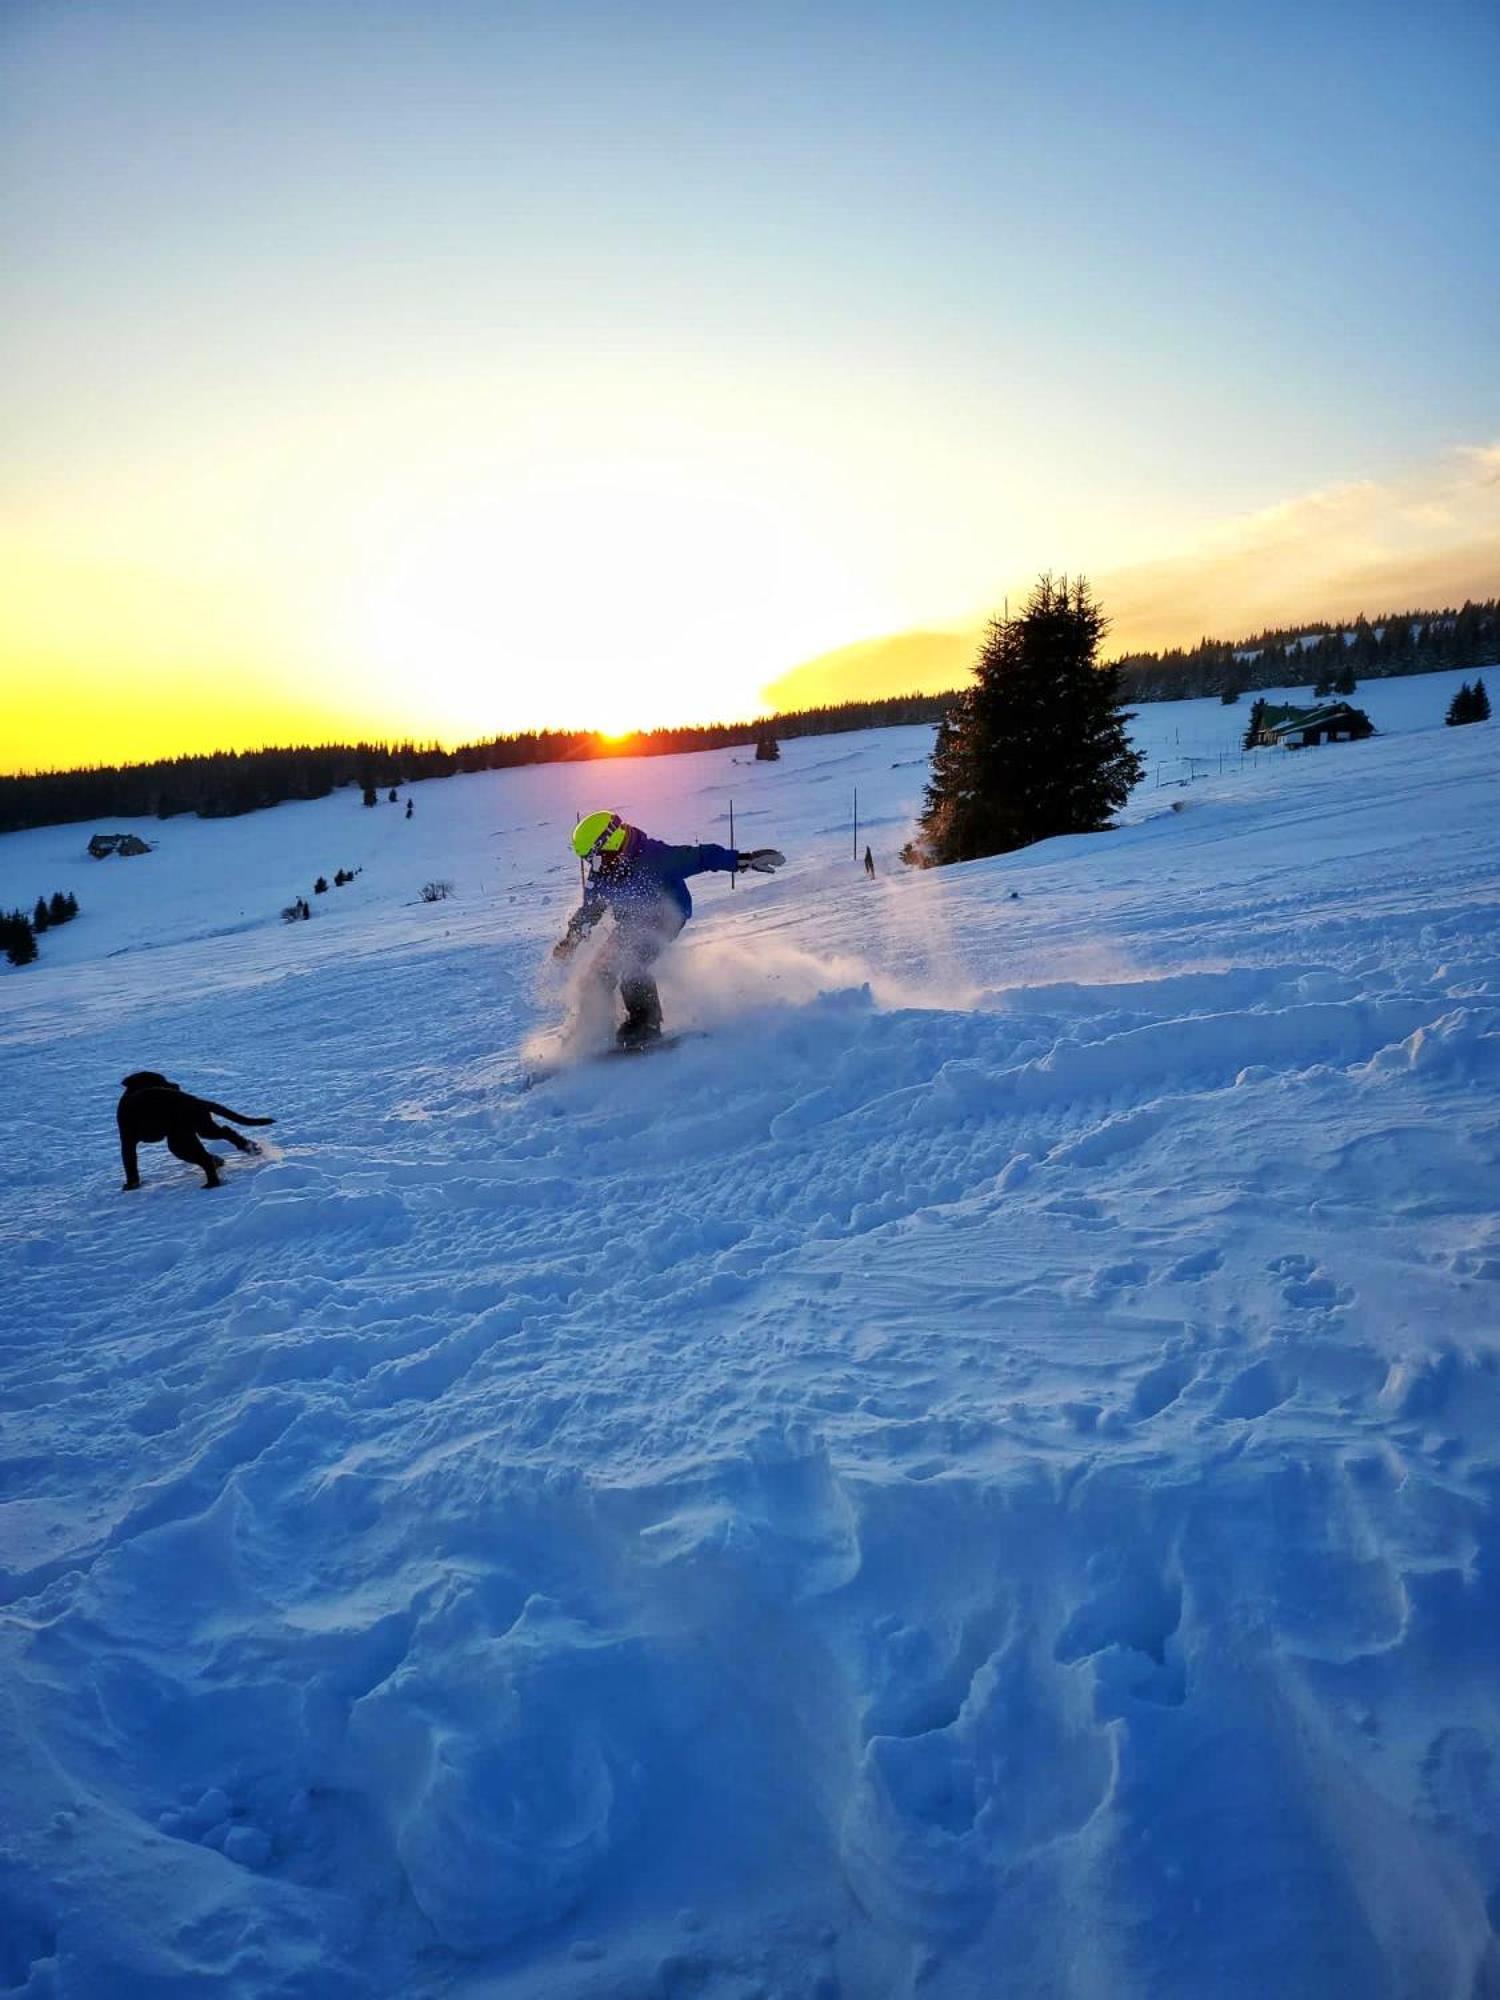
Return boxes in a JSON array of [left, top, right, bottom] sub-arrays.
[[730, 797, 735, 889], [853, 785, 858, 862]]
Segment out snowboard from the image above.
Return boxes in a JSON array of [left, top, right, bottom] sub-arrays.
[[598, 1032, 692, 1060], [521, 1031, 700, 1088]]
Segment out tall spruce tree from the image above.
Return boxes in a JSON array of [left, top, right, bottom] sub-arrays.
[[914, 576, 1143, 865], [912, 703, 973, 863]]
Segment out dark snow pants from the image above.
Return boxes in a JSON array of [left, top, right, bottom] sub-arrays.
[[596, 910, 684, 1040]]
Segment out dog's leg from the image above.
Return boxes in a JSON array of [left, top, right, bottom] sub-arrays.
[[168, 1132, 223, 1187], [204, 1119, 258, 1156], [120, 1130, 141, 1191]]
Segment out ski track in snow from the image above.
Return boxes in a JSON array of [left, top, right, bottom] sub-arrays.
[[2, 671, 1500, 1997]]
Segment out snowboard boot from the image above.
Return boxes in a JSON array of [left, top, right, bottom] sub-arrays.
[[617, 974, 663, 1049]]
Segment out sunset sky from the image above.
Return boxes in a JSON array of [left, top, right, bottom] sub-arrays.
[[4, 0, 1497, 771]]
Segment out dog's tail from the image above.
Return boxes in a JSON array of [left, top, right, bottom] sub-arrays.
[[204, 1101, 276, 1126]]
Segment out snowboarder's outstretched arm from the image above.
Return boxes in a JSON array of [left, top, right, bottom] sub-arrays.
[[634, 837, 785, 878], [553, 896, 606, 959], [634, 837, 740, 877]]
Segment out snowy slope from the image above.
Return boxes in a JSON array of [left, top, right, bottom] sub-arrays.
[[2, 669, 1498, 1999]]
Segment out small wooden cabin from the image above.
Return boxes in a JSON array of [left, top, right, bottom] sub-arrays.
[[1252, 702, 1373, 749]]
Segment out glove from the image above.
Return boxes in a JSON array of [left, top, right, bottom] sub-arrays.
[[553, 902, 603, 958], [738, 848, 785, 874]]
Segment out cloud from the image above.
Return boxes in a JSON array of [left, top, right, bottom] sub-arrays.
[[1099, 446, 1500, 652], [758, 442, 1500, 708]]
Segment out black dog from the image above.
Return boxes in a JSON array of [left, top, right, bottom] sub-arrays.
[[118, 1072, 275, 1190]]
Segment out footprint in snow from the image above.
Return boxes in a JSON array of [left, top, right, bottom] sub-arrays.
[[1166, 1245, 1224, 1282], [1088, 1258, 1150, 1299], [1130, 1354, 1194, 1420], [1214, 1357, 1291, 1420], [1269, 1253, 1352, 1313], [1054, 1554, 1186, 1711], [843, 1637, 1113, 1941], [1450, 1237, 1500, 1281]]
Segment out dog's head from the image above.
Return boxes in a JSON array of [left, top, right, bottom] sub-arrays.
[[121, 1071, 177, 1093]]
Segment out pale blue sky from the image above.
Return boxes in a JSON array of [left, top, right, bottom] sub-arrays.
[[3, 0, 1497, 755]]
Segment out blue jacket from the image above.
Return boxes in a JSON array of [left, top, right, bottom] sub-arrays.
[[577, 830, 739, 937]]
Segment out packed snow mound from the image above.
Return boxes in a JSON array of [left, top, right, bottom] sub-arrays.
[[2, 671, 1499, 1997]]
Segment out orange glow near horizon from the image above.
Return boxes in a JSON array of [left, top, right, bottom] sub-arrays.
[[1, 445, 881, 772], [6, 439, 1498, 776]]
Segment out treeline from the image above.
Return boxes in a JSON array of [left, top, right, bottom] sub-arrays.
[[0, 734, 601, 835], [0, 693, 955, 835], [1114, 598, 1500, 704], [4, 599, 1492, 836]]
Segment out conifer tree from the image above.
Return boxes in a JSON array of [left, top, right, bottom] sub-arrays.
[[1446, 683, 1474, 726], [33, 896, 50, 932], [3, 912, 38, 965], [1453, 603, 1483, 669], [913, 576, 1143, 865], [1474, 677, 1491, 721], [1243, 697, 1268, 750], [1351, 616, 1379, 678], [910, 705, 972, 864], [48, 891, 68, 924]]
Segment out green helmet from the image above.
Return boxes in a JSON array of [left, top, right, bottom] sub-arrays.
[[572, 810, 630, 859]]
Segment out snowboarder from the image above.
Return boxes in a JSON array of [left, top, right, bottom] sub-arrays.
[[553, 811, 784, 1048], [864, 845, 875, 878]]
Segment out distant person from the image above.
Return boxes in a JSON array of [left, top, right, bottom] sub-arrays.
[[406, 799, 414, 819], [864, 845, 875, 878], [553, 811, 784, 1048]]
